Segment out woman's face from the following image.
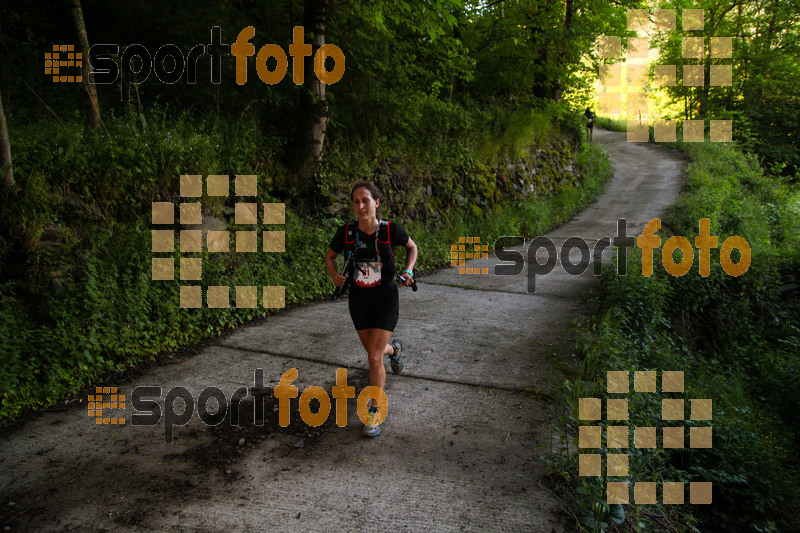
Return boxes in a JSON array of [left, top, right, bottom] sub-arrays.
[[352, 187, 379, 220]]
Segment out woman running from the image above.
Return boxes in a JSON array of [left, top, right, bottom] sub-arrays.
[[325, 181, 418, 437]]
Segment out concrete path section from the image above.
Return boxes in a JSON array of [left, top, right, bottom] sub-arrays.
[[0, 129, 686, 532]]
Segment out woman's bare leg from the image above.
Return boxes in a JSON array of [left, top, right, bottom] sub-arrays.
[[356, 328, 395, 392]]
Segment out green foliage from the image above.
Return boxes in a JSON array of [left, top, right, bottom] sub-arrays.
[[544, 140, 800, 531], [349, 0, 460, 41], [595, 116, 629, 133], [651, 0, 800, 176], [404, 137, 614, 273], [461, 0, 639, 104], [9, 106, 271, 223], [0, 201, 337, 421]]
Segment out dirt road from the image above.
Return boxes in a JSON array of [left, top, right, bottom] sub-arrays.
[[0, 129, 686, 532]]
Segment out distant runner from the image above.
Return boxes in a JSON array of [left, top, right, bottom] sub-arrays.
[[584, 107, 595, 141], [325, 181, 418, 437]]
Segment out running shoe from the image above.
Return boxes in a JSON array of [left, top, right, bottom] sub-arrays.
[[389, 339, 404, 374], [363, 406, 381, 437]]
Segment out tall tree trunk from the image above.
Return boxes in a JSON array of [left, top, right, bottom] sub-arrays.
[[69, 0, 101, 131], [452, 9, 464, 99], [701, 59, 710, 118], [0, 91, 14, 191], [552, 0, 575, 101], [296, 0, 333, 192]]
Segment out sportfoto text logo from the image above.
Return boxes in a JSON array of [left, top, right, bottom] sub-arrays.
[[90, 369, 388, 443], [49, 26, 345, 99], [455, 218, 751, 292]]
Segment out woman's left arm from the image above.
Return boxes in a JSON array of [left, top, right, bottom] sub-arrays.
[[400, 238, 418, 286]]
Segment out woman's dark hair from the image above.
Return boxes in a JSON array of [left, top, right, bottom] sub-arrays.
[[350, 181, 384, 202]]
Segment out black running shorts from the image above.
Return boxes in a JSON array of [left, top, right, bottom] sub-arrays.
[[348, 284, 399, 331]]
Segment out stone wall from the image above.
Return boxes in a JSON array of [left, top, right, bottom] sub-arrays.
[[323, 135, 582, 223]]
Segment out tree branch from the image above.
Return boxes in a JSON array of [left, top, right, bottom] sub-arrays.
[[24, 81, 65, 126]]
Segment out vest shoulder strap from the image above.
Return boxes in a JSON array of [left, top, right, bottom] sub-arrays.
[[378, 220, 391, 245], [344, 222, 356, 245], [344, 221, 391, 252]]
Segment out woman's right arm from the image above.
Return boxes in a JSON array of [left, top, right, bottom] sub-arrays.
[[325, 248, 347, 287]]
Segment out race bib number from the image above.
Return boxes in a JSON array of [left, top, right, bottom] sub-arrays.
[[354, 261, 381, 288]]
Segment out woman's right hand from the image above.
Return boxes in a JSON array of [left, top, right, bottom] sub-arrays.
[[331, 272, 348, 287]]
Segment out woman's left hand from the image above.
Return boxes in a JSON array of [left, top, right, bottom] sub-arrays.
[[398, 275, 414, 287]]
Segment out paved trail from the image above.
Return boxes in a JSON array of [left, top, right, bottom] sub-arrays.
[[0, 130, 685, 532]]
